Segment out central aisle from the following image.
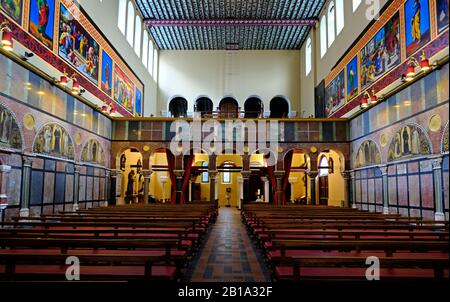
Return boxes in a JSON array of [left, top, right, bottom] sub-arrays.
[[188, 207, 270, 282]]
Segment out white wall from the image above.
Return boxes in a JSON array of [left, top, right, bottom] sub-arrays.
[[300, 0, 388, 117], [78, 0, 158, 116], [158, 50, 301, 115]]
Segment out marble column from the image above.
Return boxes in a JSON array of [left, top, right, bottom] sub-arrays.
[[262, 177, 270, 203], [275, 171, 284, 205], [308, 171, 318, 205], [174, 170, 184, 204], [341, 171, 351, 208], [188, 176, 196, 203], [0, 165, 11, 222], [72, 165, 82, 211], [109, 170, 121, 206], [237, 176, 244, 209], [20, 156, 33, 217], [432, 157, 445, 221], [141, 170, 152, 204], [288, 177, 298, 204], [209, 170, 218, 206], [379, 165, 389, 214], [350, 171, 357, 209], [103, 170, 110, 207], [160, 176, 168, 203], [241, 171, 251, 203]]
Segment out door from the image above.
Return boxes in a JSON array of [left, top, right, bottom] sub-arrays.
[[318, 176, 329, 205]]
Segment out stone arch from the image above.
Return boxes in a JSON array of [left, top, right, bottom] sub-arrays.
[[168, 96, 188, 118], [270, 95, 291, 118], [0, 101, 23, 151], [32, 123, 75, 160], [355, 139, 382, 168], [387, 123, 432, 162]]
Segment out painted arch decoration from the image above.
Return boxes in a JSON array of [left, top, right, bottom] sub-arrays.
[[355, 140, 381, 168], [33, 123, 75, 160], [388, 124, 431, 162], [442, 122, 449, 154], [0, 102, 22, 150], [81, 139, 106, 165]]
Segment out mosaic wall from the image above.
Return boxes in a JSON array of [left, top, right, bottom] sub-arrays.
[[324, 0, 449, 117], [350, 64, 449, 220], [0, 53, 112, 221], [0, 0, 144, 116]]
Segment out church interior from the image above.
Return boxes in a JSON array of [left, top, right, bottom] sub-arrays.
[[0, 0, 449, 291]]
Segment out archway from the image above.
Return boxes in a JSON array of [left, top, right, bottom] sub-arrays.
[[118, 148, 143, 205], [169, 97, 188, 118], [149, 148, 174, 203], [269, 96, 289, 118], [219, 97, 239, 118], [216, 152, 243, 207], [283, 149, 309, 204], [316, 149, 345, 207], [244, 97, 263, 118], [194, 97, 213, 118]]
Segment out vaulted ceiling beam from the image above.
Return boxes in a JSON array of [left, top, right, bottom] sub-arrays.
[[144, 19, 317, 27]]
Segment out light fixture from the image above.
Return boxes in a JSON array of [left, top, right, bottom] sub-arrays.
[[109, 106, 115, 115], [101, 103, 108, 112], [370, 89, 378, 105], [1, 21, 13, 51], [71, 77, 80, 94], [361, 92, 370, 108], [419, 51, 430, 71], [59, 75, 68, 86], [404, 51, 431, 81]]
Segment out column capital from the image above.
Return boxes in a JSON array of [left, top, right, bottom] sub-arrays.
[[261, 177, 269, 183], [274, 171, 285, 179], [74, 164, 83, 174], [340, 170, 352, 179], [174, 170, 184, 179], [208, 170, 218, 179], [141, 170, 153, 178], [431, 156, 443, 170], [307, 170, 318, 178], [378, 165, 388, 176], [22, 156, 33, 167], [0, 165, 12, 173], [241, 171, 251, 179]]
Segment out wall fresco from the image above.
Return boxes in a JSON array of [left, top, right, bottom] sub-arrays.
[[436, 0, 449, 33], [113, 64, 134, 113], [346, 56, 358, 101], [325, 69, 345, 116], [0, 0, 22, 24], [29, 0, 55, 49], [101, 50, 113, 96], [33, 123, 75, 160], [388, 125, 431, 161], [405, 0, 431, 57], [355, 140, 381, 168], [81, 138, 105, 165], [0, 103, 22, 150]]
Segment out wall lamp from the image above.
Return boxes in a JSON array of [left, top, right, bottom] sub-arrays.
[[402, 51, 431, 82], [1, 20, 13, 51], [361, 89, 378, 109]]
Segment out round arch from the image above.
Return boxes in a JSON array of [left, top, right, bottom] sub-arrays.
[[269, 96, 290, 118], [168, 96, 188, 118], [219, 96, 240, 118], [194, 96, 213, 117], [244, 96, 264, 118]]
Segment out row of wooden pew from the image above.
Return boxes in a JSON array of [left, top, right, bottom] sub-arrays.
[[242, 204, 449, 282], [0, 203, 217, 282]]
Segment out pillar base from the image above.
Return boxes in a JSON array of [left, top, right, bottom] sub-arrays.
[[19, 208, 30, 218], [434, 212, 445, 222], [383, 207, 389, 215], [72, 204, 79, 212], [102, 201, 109, 207], [351, 203, 357, 209]]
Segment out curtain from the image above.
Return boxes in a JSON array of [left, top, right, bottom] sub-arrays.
[[166, 149, 177, 204], [180, 155, 195, 204], [266, 165, 278, 205], [282, 151, 293, 205]]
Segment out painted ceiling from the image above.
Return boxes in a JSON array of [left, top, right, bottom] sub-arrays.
[[135, 0, 326, 50]]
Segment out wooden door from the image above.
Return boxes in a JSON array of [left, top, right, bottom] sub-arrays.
[[318, 176, 329, 205]]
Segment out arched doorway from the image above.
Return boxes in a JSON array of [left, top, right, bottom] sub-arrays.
[[318, 155, 330, 206], [149, 148, 174, 203], [316, 149, 344, 207], [283, 150, 309, 204], [219, 97, 239, 118], [269, 96, 289, 118], [194, 97, 213, 118], [216, 152, 243, 207], [118, 148, 143, 205], [169, 97, 188, 118], [244, 97, 263, 118]]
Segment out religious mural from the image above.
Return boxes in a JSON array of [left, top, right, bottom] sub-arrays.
[[0, 103, 22, 149], [346, 56, 358, 100], [113, 64, 134, 112], [58, 3, 100, 85], [388, 125, 431, 161], [33, 123, 74, 159], [436, 0, 449, 33], [29, 0, 55, 49], [325, 69, 345, 116], [101, 50, 113, 96], [360, 12, 401, 90], [404, 0, 431, 57], [81, 139, 106, 165], [135, 88, 142, 116], [355, 140, 381, 168], [0, 0, 22, 24]]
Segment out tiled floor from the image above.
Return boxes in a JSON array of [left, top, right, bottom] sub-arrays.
[[188, 207, 270, 282]]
